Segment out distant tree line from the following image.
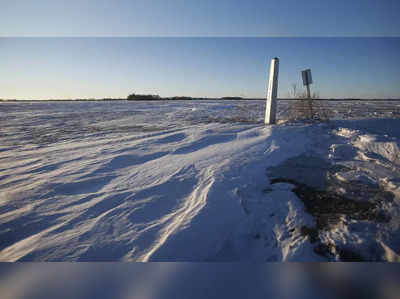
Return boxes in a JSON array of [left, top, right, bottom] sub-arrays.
[[127, 93, 247, 101], [127, 93, 161, 101], [163, 96, 193, 101], [220, 97, 243, 100], [127, 93, 196, 101]]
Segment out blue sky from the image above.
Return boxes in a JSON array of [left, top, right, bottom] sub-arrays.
[[1, 1, 399, 99], [1, 37, 399, 99], [1, 0, 400, 37]]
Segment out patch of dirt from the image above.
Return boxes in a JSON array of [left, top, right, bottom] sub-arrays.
[[300, 226, 319, 243], [270, 177, 392, 261], [313, 243, 366, 262], [270, 178, 384, 228]]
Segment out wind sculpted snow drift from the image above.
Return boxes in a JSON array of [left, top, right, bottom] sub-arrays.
[[0, 100, 399, 261]]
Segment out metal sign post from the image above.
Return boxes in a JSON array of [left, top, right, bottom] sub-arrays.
[[301, 69, 312, 99], [265, 57, 279, 125], [302, 69, 313, 118]]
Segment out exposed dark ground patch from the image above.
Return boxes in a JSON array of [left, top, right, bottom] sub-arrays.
[[270, 177, 389, 229], [267, 154, 394, 261]]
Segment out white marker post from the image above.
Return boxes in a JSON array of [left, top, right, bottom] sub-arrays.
[[265, 57, 279, 125]]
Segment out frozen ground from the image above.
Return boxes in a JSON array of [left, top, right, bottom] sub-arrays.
[[0, 100, 400, 261]]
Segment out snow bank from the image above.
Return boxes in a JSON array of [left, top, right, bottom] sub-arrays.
[[0, 101, 399, 261]]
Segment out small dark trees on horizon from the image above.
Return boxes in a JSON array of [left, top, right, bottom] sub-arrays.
[[127, 93, 161, 101]]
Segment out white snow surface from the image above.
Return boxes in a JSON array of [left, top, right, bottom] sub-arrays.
[[1, 100, 400, 261]]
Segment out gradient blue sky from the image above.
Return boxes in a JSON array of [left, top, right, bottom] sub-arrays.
[[1, 0, 400, 37], [1, 1, 400, 99], [1, 37, 400, 99]]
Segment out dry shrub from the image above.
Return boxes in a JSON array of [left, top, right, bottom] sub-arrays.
[[287, 84, 329, 121]]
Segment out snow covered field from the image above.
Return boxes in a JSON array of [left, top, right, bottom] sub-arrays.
[[1, 100, 400, 261]]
